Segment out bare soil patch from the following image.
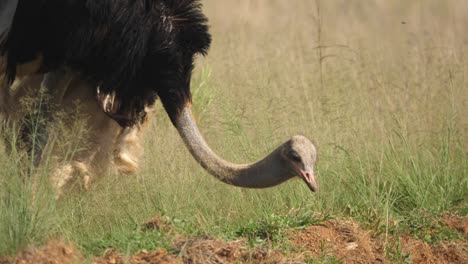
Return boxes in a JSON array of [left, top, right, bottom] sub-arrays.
[[288, 219, 467, 264], [0, 239, 83, 264], [441, 212, 468, 237], [288, 219, 387, 263], [93, 237, 294, 264], [93, 248, 181, 264], [174, 237, 295, 264], [398, 236, 467, 264]]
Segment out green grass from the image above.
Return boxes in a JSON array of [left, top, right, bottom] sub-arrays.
[[0, 0, 467, 260], [0, 145, 57, 254]]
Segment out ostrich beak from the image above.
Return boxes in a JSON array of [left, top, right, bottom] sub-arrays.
[[299, 169, 318, 192]]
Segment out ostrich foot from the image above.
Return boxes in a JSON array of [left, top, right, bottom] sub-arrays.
[[113, 126, 143, 174], [114, 152, 139, 174], [51, 161, 91, 199]]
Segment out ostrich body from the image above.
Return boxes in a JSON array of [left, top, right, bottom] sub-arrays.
[[0, 0, 319, 193]]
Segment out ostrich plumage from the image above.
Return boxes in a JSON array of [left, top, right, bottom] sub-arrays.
[[1, 0, 211, 126]]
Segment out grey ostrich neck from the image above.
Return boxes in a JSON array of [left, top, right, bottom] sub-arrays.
[[175, 106, 291, 188]]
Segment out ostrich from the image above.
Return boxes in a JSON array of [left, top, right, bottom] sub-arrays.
[[0, 0, 319, 192]]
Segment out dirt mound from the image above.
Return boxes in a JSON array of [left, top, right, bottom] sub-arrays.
[[288, 219, 467, 264], [288, 219, 386, 263], [441, 212, 468, 237], [0, 239, 83, 264], [92, 237, 294, 264], [93, 248, 181, 264], [174, 237, 293, 264], [398, 236, 467, 264]]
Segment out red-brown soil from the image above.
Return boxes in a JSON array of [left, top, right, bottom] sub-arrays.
[[287, 219, 387, 263], [441, 212, 468, 237], [398, 236, 466, 264], [92, 237, 292, 264], [93, 248, 180, 264], [288, 219, 467, 264], [1, 217, 467, 264], [0, 239, 83, 264], [173, 237, 299, 264]]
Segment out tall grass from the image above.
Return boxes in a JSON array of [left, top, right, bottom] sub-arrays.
[[1, 0, 467, 256], [0, 133, 57, 255]]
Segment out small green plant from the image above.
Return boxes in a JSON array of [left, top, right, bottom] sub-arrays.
[[234, 210, 325, 246], [399, 214, 464, 243], [81, 229, 172, 256], [384, 238, 411, 263], [304, 240, 343, 264]]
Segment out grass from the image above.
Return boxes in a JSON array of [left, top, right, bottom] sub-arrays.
[[0, 0, 467, 260]]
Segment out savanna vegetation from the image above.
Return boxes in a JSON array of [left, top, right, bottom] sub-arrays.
[[1, 0, 466, 263]]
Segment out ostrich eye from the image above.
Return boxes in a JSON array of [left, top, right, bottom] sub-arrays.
[[288, 151, 301, 162]]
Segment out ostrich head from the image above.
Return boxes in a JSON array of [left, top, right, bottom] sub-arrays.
[[280, 135, 318, 192]]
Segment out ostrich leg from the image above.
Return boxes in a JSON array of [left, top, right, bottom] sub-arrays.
[[19, 72, 64, 166]]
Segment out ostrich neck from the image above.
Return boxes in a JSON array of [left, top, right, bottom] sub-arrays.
[[175, 106, 290, 188]]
